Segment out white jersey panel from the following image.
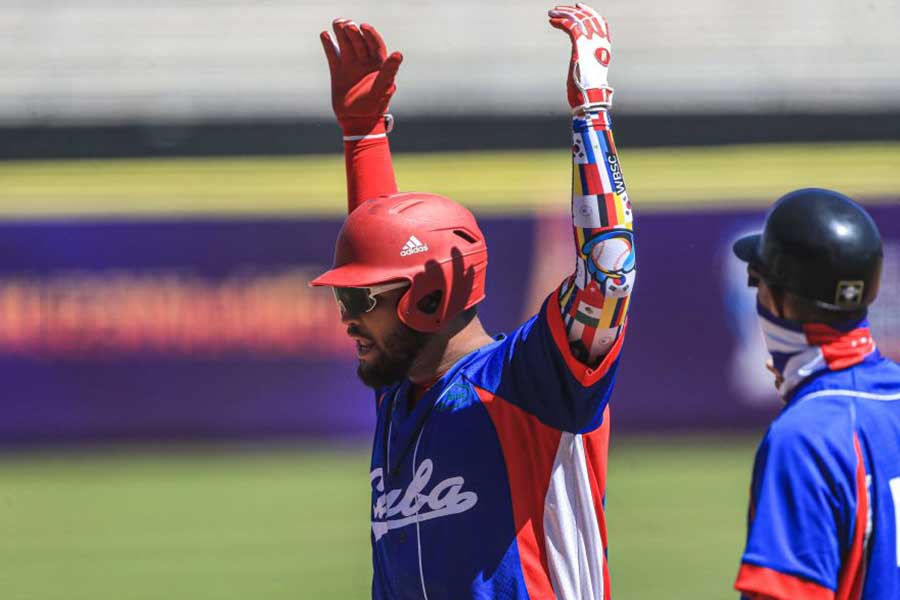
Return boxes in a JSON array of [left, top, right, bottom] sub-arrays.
[[543, 432, 605, 600]]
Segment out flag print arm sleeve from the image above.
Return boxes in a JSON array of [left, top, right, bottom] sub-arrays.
[[557, 109, 634, 368], [469, 5, 633, 434], [320, 19, 402, 213], [492, 110, 633, 432], [734, 408, 868, 600], [549, 4, 635, 370]]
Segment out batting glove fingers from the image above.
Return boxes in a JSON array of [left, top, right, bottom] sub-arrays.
[[321, 19, 403, 135], [548, 3, 614, 113]]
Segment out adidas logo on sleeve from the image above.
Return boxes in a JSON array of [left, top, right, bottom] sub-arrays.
[[400, 235, 429, 257]]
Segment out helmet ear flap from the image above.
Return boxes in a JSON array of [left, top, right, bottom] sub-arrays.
[[397, 259, 449, 332], [397, 246, 488, 332], [417, 291, 443, 315]]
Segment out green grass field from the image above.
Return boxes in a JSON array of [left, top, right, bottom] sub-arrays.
[[0, 436, 758, 600]]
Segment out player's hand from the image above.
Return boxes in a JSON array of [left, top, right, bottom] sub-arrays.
[[320, 19, 403, 136], [548, 3, 614, 114]]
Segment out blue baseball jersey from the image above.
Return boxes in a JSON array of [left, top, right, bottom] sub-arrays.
[[370, 295, 626, 600], [735, 351, 900, 600]]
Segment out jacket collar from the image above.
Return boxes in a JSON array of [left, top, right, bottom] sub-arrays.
[[756, 303, 877, 399]]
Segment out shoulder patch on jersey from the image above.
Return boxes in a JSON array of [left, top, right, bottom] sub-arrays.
[[433, 379, 477, 412]]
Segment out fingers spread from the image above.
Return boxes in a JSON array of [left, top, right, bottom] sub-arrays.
[[386, 51, 404, 70], [574, 7, 597, 24], [549, 5, 579, 17], [343, 21, 369, 61], [548, 6, 580, 31], [372, 51, 403, 96], [332, 19, 355, 61], [576, 2, 601, 17], [361, 23, 388, 63], [320, 30, 340, 70], [549, 16, 579, 38]]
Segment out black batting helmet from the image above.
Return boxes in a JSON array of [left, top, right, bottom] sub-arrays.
[[733, 188, 883, 312]]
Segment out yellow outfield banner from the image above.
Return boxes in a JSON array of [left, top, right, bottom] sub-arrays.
[[0, 142, 898, 218]]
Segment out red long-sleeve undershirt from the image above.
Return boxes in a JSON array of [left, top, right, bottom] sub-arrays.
[[342, 120, 397, 214]]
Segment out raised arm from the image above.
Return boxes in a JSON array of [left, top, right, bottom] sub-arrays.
[[550, 3, 636, 366], [320, 20, 403, 213]]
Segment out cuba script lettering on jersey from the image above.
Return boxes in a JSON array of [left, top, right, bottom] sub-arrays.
[[370, 459, 478, 541]]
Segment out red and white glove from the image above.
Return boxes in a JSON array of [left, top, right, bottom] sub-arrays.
[[320, 19, 403, 139], [548, 3, 614, 114]]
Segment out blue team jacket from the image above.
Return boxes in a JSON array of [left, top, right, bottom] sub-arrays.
[[736, 350, 900, 600], [370, 297, 625, 600]]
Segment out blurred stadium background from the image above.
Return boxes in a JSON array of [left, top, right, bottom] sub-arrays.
[[1, 1, 898, 598]]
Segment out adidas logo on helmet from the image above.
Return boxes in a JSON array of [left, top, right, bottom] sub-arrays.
[[400, 235, 429, 257]]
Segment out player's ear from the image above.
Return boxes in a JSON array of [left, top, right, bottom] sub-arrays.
[[769, 286, 789, 320]]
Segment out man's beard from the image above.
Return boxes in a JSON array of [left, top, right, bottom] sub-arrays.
[[357, 322, 430, 389]]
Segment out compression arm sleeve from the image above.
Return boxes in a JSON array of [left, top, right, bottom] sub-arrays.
[[557, 110, 636, 366], [343, 119, 398, 214]]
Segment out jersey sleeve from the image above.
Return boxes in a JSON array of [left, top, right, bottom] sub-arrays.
[[472, 292, 625, 434], [734, 409, 868, 600]]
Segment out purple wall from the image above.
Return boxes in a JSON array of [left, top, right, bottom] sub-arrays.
[[1, 203, 897, 444]]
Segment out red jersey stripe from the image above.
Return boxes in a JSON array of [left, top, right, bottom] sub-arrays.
[[545, 298, 625, 386], [476, 386, 561, 599], [835, 434, 869, 600], [735, 563, 834, 600]]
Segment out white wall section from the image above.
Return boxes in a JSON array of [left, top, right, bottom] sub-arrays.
[[0, 0, 897, 124]]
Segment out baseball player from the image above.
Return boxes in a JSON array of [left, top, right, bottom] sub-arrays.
[[732, 188, 900, 600], [310, 4, 634, 598]]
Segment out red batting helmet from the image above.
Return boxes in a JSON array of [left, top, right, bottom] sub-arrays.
[[309, 192, 488, 332]]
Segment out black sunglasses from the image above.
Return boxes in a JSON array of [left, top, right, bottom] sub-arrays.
[[332, 281, 409, 317]]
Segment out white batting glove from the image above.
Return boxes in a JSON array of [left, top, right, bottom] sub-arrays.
[[548, 3, 614, 114]]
